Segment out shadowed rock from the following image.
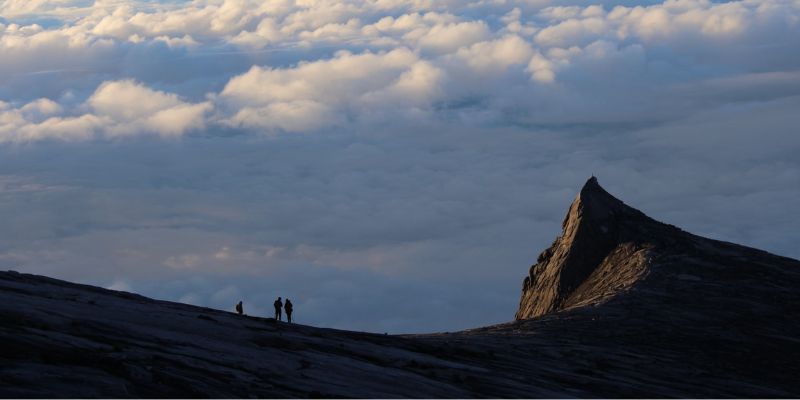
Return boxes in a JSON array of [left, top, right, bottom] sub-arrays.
[[517, 176, 675, 319]]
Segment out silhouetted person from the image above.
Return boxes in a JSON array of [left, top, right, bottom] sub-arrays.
[[274, 297, 283, 321], [284, 299, 293, 323], [235, 301, 243, 315]]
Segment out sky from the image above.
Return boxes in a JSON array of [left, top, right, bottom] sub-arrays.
[[1, 0, 799, 333]]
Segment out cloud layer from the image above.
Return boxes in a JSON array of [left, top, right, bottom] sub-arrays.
[[3, 0, 800, 140], [1, 0, 799, 332]]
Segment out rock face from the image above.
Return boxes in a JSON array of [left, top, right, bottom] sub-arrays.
[[2, 177, 800, 397], [518, 177, 691, 319]]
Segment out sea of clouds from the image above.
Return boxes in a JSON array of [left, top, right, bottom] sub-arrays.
[[1, 0, 798, 332]]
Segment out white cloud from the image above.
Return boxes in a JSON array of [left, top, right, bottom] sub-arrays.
[[219, 48, 444, 131], [416, 20, 491, 53], [20, 98, 63, 117], [89, 80, 188, 121], [0, 0, 798, 138], [0, 0, 800, 104], [454, 35, 534, 73], [88, 80, 211, 137], [527, 50, 557, 83], [227, 100, 338, 132], [535, 16, 609, 47], [0, 80, 211, 142]]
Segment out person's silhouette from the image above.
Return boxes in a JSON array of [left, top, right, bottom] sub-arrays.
[[273, 297, 283, 321], [284, 299, 293, 324], [235, 301, 243, 315]]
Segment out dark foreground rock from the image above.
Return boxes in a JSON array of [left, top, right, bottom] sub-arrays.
[[2, 178, 799, 398]]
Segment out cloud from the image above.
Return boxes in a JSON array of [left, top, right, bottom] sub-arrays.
[[453, 35, 533, 73], [1, 0, 799, 333], [2, 0, 800, 131], [88, 80, 212, 136], [416, 20, 491, 53], [219, 48, 445, 131], [3, 96, 798, 332], [0, 80, 211, 142]]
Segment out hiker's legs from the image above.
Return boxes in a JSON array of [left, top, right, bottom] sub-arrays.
[[287, 312, 292, 323]]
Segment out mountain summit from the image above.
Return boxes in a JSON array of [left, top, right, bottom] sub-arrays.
[[517, 176, 798, 320], [517, 176, 666, 319]]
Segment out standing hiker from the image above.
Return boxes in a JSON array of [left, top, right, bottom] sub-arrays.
[[235, 301, 243, 315], [273, 297, 283, 321], [284, 299, 293, 324]]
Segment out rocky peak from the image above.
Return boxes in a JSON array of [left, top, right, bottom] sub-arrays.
[[516, 177, 659, 320]]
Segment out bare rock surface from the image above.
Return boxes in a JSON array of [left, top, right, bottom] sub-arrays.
[[517, 176, 662, 319], [2, 177, 800, 397]]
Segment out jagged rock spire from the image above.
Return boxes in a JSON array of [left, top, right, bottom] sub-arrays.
[[515, 177, 657, 320]]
